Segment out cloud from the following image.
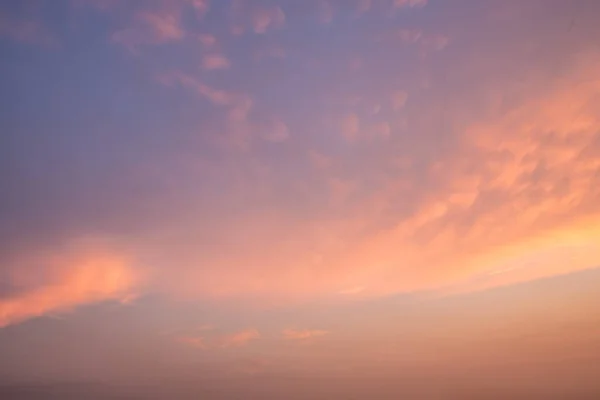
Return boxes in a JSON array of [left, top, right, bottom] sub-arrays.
[[219, 329, 261, 348], [154, 46, 600, 301], [198, 33, 217, 47], [202, 54, 231, 70], [282, 329, 329, 340], [0, 239, 139, 328], [162, 72, 242, 106], [189, 0, 210, 18], [251, 6, 285, 34], [161, 72, 290, 147], [4, 0, 600, 314], [112, 8, 184, 50], [261, 118, 290, 142]]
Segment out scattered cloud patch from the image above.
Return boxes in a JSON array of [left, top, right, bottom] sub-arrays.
[[219, 329, 261, 348], [202, 53, 231, 70], [283, 329, 329, 340], [251, 6, 285, 34], [112, 9, 184, 50]]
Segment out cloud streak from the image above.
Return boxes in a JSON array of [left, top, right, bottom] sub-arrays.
[[0, 239, 138, 327], [282, 329, 329, 340]]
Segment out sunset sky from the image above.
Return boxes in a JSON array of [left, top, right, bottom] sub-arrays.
[[1, 0, 600, 398]]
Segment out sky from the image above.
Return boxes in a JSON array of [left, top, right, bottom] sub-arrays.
[[1, 0, 600, 398]]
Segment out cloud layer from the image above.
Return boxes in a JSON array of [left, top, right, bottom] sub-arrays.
[[1, 0, 599, 327]]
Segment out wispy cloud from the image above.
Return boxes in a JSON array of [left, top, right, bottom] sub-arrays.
[[219, 329, 261, 347], [0, 239, 139, 328], [251, 6, 285, 34], [112, 8, 184, 50], [198, 33, 217, 47], [189, 0, 210, 18], [282, 329, 329, 340], [202, 53, 231, 70]]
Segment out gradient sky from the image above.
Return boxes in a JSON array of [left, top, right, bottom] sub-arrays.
[[1, 0, 600, 398]]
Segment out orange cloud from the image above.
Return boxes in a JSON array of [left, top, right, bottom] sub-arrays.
[[148, 47, 600, 303], [0, 239, 139, 327], [282, 329, 329, 340]]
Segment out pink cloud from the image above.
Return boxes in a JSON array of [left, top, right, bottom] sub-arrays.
[[392, 28, 423, 44], [198, 33, 217, 47], [261, 119, 290, 142], [147, 46, 600, 303], [282, 329, 329, 340], [0, 239, 139, 327], [188, 0, 210, 18], [112, 8, 184, 50], [162, 72, 290, 148], [251, 6, 285, 34], [381, 28, 450, 54], [202, 53, 231, 70], [219, 329, 261, 348]]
